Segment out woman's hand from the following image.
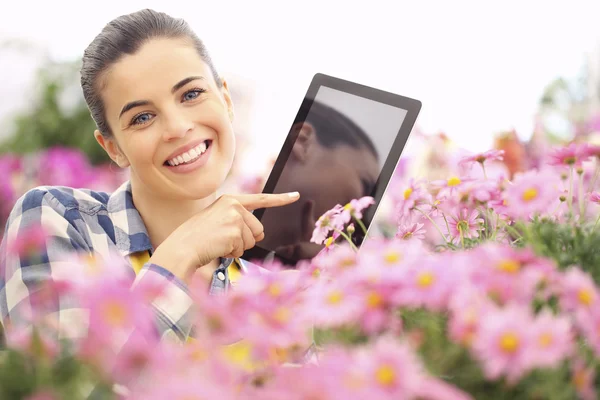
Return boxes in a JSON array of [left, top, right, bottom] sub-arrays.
[[150, 192, 300, 282]]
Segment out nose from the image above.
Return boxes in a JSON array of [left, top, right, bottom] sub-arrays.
[[161, 109, 194, 141]]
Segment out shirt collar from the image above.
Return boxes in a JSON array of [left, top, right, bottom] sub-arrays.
[[107, 180, 153, 257]]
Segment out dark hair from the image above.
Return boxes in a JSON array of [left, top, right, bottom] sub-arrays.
[[80, 8, 222, 137], [295, 99, 379, 160]]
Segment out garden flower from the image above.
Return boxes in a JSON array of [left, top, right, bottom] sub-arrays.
[[310, 204, 344, 244], [589, 192, 600, 204], [306, 278, 364, 328], [396, 222, 426, 241], [502, 168, 561, 220], [558, 267, 599, 312], [471, 304, 536, 383], [339, 196, 375, 224], [459, 149, 505, 168], [529, 309, 574, 368], [393, 178, 431, 221], [353, 336, 426, 399], [575, 307, 600, 357], [548, 143, 592, 168], [447, 207, 484, 244], [571, 358, 597, 400]]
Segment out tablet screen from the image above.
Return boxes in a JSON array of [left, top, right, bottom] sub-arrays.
[[256, 84, 409, 264]]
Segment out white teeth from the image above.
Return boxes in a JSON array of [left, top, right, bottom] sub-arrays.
[[167, 141, 209, 166]]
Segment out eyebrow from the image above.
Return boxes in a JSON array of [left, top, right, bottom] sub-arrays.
[[118, 76, 205, 119]]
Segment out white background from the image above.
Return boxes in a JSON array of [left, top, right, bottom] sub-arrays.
[[1, 0, 599, 173]]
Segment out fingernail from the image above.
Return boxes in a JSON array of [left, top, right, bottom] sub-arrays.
[[287, 192, 300, 197]]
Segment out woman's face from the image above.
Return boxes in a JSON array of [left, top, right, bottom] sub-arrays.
[[96, 37, 235, 200]]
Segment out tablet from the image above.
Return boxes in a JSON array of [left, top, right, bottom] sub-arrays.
[[242, 73, 421, 267]]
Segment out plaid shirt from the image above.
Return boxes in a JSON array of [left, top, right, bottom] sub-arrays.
[[0, 180, 234, 344]]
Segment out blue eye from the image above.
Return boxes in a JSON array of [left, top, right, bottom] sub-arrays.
[[183, 88, 205, 102], [132, 113, 153, 125]]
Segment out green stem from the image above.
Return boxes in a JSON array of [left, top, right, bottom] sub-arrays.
[[459, 228, 465, 248], [335, 228, 358, 251], [414, 207, 448, 243], [354, 216, 369, 237], [593, 214, 600, 232]]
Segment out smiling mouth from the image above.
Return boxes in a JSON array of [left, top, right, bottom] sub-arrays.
[[164, 140, 212, 166]]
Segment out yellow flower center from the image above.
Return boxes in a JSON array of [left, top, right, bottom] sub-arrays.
[[273, 306, 290, 323], [578, 289, 593, 306], [344, 203, 352, 211], [572, 370, 588, 389], [375, 365, 395, 386], [325, 236, 335, 247], [497, 260, 520, 274], [102, 301, 127, 327], [339, 257, 356, 268], [327, 290, 343, 304], [402, 232, 413, 240], [384, 251, 401, 264], [367, 292, 383, 308], [538, 333, 553, 347], [522, 188, 538, 202], [499, 332, 519, 353], [268, 283, 282, 297], [417, 272, 435, 287], [403, 188, 413, 200], [447, 177, 462, 187], [312, 268, 321, 278]]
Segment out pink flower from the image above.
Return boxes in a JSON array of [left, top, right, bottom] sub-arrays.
[[574, 307, 600, 357], [79, 280, 156, 353], [393, 178, 431, 221], [6, 224, 48, 259], [396, 222, 426, 241], [447, 208, 484, 244], [558, 267, 599, 312], [529, 310, 574, 368], [571, 358, 597, 400], [339, 196, 375, 224], [459, 149, 505, 167], [305, 278, 364, 328], [310, 204, 344, 244], [589, 192, 600, 204], [471, 304, 536, 384], [352, 336, 426, 399], [447, 285, 493, 346], [392, 255, 457, 311], [548, 143, 591, 167], [502, 169, 561, 220]]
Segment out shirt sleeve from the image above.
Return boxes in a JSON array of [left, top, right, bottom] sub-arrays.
[[0, 188, 194, 347]]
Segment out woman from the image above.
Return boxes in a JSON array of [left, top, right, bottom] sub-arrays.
[[0, 9, 300, 351]]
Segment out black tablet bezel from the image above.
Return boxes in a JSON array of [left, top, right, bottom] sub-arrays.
[[242, 73, 422, 266]]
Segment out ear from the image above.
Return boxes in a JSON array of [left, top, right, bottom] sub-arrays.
[[220, 77, 235, 122], [291, 122, 315, 163], [94, 130, 130, 168]]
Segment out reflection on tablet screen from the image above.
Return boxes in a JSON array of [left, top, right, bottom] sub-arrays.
[[259, 86, 408, 263]]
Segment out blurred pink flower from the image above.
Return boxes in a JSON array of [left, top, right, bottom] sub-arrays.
[[459, 149, 504, 167], [392, 256, 456, 311], [36, 147, 94, 188], [393, 178, 431, 221], [571, 357, 597, 400], [548, 143, 591, 168], [529, 309, 574, 368], [574, 307, 600, 357], [471, 304, 536, 384], [589, 192, 600, 204], [558, 267, 599, 312], [396, 222, 426, 241], [306, 279, 364, 328], [502, 169, 561, 220], [353, 336, 426, 399]]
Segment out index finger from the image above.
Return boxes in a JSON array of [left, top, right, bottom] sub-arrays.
[[229, 192, 300, 211]]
